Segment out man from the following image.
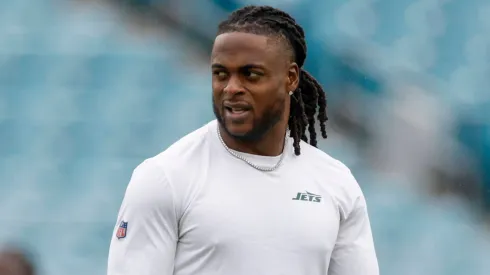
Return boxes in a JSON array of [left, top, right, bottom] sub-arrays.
[[108, 5, 378, 275]]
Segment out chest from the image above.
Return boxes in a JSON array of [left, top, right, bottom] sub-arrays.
[[178, 166, 340, 256]]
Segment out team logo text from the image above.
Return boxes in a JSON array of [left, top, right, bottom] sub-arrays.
[[292, 191, 322, 203]]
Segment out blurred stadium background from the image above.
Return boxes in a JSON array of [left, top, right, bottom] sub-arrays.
[[1, 0, 490, 274]]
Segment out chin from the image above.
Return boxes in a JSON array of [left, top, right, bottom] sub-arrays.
[[222, 120, 268, 143], [223, 121, 254, 138]]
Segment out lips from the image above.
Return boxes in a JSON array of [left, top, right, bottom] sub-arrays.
[[223, 101, 252, 120], [223, 101, 252, 113]]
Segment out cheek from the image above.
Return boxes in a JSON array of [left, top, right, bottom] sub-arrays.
[[212, 84, 223, 100], [263, 81, 287, 101], [212, 81, 221, 91], [253, 89, 283, 115]]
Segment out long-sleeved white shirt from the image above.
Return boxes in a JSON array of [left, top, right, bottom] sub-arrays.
[[108, 120, 379, 275]]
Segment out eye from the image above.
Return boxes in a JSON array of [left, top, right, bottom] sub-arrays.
[[244, 70, 262, 81], [213, 71, 228, 80]]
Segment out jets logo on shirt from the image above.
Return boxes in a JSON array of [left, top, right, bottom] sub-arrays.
[[116, 221, 128, 239], [292, 191, 322, 203]]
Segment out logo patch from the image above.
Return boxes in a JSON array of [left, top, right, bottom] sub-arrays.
[[116, 221, 128, 239], [292, 191, 322, 203]]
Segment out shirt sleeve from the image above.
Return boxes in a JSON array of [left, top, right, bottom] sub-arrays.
[[107, 160, 178, 275], [328, 185, 379, 275]]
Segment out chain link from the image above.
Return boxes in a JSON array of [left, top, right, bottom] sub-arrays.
[[217, 127, 287, 172]]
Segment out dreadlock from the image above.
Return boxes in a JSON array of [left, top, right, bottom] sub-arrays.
[[217, 5, 328, 156]]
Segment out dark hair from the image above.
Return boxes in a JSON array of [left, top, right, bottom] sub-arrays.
[[217, 5, 328, 155]]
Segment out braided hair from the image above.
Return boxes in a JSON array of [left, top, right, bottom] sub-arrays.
[[217, 5, 328, 155]]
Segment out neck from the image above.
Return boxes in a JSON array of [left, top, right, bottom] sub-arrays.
[[218, 123, 288, 156]]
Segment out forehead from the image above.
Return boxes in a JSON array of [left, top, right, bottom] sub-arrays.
[[211, 32, 288, 67]]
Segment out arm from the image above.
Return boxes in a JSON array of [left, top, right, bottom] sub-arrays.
[[328, 193, 379, 275], [108, 160, 178, 275]]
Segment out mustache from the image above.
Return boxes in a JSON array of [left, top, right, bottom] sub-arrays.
[[213, 95, 253, 110]]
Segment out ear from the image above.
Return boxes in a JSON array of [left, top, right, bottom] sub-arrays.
[[287, 62, 300, 93]]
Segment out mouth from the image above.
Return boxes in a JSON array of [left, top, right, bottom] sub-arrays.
[[223, 102, 252, 121], [225, 106, 248, 114]]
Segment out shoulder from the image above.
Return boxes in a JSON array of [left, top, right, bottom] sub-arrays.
[[132, 120, 211, 174], [143, 120, 215, 176], [127, 120, 216, 212], [135, 120, 216, 180], [298, 140, 357, 187], [154, 121, 214, 164], [120, 158, 176, 221], [299, 141, 352, 174], [298, 141, 364, 216]]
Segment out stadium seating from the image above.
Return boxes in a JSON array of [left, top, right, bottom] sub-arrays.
[[1, 0, 490, 274], [0, 0, 212, 274]]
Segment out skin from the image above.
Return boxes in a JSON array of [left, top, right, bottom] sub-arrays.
[[0, 251, 32, 275], [211, 32, 299, 156]]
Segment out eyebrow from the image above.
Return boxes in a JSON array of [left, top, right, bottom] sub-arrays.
[[211, 63, 266, 70], [211, 64, 226, 69]]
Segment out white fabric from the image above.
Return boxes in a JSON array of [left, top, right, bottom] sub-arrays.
[[107, 120, 379, 275]]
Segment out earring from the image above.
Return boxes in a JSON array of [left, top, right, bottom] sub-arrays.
[[289, 91, 293, 96]]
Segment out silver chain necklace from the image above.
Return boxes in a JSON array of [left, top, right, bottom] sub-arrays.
[[217, 127, 288, 172]]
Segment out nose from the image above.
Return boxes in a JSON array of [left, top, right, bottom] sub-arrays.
[[223, 75, 244, 95]]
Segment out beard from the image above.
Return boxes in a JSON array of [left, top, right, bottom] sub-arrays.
[[212, 96, 286, 143]]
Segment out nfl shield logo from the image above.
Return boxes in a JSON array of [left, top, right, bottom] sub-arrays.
[[116, 221, 128, 239]]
